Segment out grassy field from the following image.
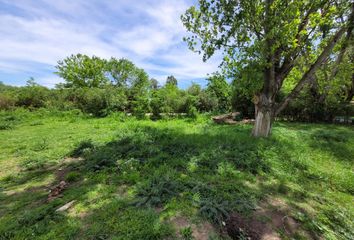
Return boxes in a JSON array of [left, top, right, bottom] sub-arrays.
[[0, 109, 353, 240]]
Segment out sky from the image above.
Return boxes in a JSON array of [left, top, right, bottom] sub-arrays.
[[0, 0, 222, 88]]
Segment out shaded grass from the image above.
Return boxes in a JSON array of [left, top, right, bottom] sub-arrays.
[[0, 109, 353, 239]]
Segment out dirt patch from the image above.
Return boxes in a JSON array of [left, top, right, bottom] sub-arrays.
[[226, 197, 304, 240], [56, 157, 83, 180], [47, 157, 83, 201], [48, 180, 68, 201], [170, 216, 215, 240]]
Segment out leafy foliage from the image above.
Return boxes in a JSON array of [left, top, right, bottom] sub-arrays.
[[70, 139, 96, 157], [197, 198, 230, 227], [135, 175, 183, 207], [181, 0, 353, 136], [55, 54, 108, 88]]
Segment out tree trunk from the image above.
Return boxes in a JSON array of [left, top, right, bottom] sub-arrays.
[[252, 94, 274, 137]]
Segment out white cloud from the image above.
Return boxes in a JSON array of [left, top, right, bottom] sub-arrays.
[[36, 75, 62, 88], [0, 14, 122, 65], [0, 0, 222, 87]]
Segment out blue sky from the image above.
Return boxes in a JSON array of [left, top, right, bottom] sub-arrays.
[[0, 0, 221, 88]]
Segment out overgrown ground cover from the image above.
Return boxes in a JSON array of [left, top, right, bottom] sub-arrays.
[[0, 109, 353, 240]]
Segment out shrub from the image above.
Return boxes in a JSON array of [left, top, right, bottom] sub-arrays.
[[0, 122, 13, 130], [131, 95, 150, 119], [74, 88, 108, 117], [197, 198, 230, 227], [70, 140, 95, 157], [135, 175, 183, 207], [0, 94, 16, 110], [187, 106, 199, 119], [16, 85, 49, 108]]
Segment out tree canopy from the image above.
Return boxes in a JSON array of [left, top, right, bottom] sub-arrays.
[[182, 0, 353, 136]]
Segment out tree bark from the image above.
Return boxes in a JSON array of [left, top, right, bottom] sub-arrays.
[[252, 93, 274, 137]]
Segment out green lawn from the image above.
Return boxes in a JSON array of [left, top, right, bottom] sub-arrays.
[[0, 109, 353, 240]]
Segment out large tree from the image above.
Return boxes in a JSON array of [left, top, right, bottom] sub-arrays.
[[182, 0, 353, 137], [55, 54, 108, 88]]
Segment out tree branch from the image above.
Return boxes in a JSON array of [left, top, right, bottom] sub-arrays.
[[274, 2, 327, 87], [275, 26, 347, 116]]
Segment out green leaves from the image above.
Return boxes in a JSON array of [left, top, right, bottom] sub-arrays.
[[55, 54, 108, 88], [55, 55, 149, 91], [206, 73, 231, 111]]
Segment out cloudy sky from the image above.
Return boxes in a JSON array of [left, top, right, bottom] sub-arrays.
[[0, 0, 221, 88]]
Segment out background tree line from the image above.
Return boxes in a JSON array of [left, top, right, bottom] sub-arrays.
[[0, 54, 232, 118], [0, 53, 352, 121]]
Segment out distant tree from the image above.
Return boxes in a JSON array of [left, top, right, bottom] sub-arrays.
[[127, 67, 151, 117], [55, 54, 108, 88], [185, 83, 202, 112], [198, 90, 219, 112], [150, 78, 160, 90], [206, 74, 231, 112], [151, 82, 184, 115], [187, 82, 202, 96], [105, 58, 140, 87], [26, 77, 38, 87], [182, 0, 353, 137], [166, 75, 178, 87]]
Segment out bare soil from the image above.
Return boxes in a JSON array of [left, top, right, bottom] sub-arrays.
[[226, 197, 306, 240]]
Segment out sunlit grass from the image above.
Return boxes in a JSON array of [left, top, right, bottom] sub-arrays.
[[0, 109, 353, 239]]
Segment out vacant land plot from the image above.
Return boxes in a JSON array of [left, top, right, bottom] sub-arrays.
[[0, 110, 353, 239]]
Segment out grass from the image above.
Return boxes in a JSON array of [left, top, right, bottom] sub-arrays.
[[0, 109, 353, 239]]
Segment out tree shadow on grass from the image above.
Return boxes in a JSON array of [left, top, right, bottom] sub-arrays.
[[277, 122, 354, 162], [64, 123, 320, 239], [0, 122, 327, 239], [308, 128, 354, 162]]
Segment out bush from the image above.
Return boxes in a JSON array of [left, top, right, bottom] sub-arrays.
[[66, 87, 128, 117], [187, 106, 199, 119], [135, 175, 183, 207], [0, 94, 16, 110], [70, 140, 96, 157], [131, 95, 150, 119], [16, 85, 49, 108], [73, 88, 108, 117], [197, 198, 230, 227], [0, 122, 13, 130]]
